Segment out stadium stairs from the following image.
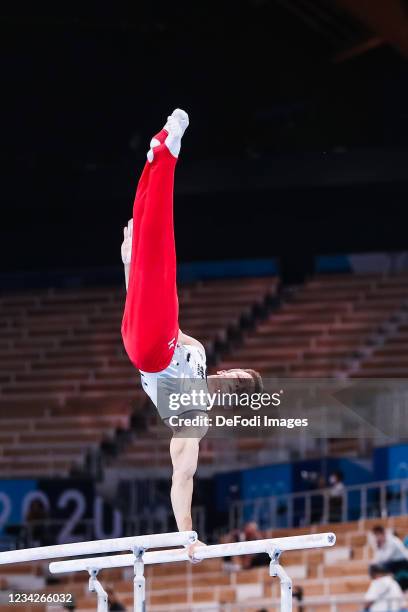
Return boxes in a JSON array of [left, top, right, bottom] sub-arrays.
[[217, 273, 408, 378], [2, 272, 408, 479], [0, 277, 278, 479]]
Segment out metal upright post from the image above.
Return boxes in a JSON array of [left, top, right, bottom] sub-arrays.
[[88, 569, 108, 612], [269, 548, 293, 612], [133, 546, 146, 612]]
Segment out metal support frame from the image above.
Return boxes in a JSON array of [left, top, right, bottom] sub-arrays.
[[50, 533, 335, 610], [88, 569, 108, 612], [49, 532, 335, 573], [133, 546, 146, 612], [0, 531, 336, 611], [268, 548, 293, 612]]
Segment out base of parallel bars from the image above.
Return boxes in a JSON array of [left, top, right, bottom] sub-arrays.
[[133, 546, 146, 612], [269, 548, 293, 612], [88, 569, 108, 612]]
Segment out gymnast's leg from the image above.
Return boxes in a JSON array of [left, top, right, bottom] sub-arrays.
[[121, 110, 188, 373]]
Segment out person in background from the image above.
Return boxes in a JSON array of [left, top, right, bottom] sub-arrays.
[[241, 522, 270, 569], [243, 521, 261, 541], [293, 585, 304, 612], [311, 474, 327, 524], [25, 499, 49, 546], [106, 586, 126, 611], [328, 471, 345, 522], [370, 525, 408, 591], [363, 564, 404, 611], [222, 527, 241, 572]]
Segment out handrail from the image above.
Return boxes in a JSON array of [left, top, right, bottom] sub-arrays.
[[229, 477, 408, 530]]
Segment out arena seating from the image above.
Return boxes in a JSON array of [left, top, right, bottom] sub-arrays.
[[1, 273, 408, 610], [2, 272, 408, 476], [179, 277, 278, 351], [0, 277, 277, 477], [114, 273, 408, 472], [0, 515, 406, 611], [351, 277, 408, 377], [218, 273, 408, 378]]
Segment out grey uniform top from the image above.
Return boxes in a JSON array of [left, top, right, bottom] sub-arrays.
[[140, 343, 208, 421]]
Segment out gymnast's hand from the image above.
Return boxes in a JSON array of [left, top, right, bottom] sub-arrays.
[[121, 219, 133, 265], [187, 539, 206, 564]]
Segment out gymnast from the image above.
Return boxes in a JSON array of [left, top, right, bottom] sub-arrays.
[[121, 109, 262, 554]]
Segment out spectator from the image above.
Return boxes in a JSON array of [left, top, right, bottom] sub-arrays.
[[25, 499, 49, 546], [243, 521, 260, 541], [241, 522, 269, 569], [370, 526, 408, 591], [363, 564, 404, 611], [328, 471, 345, 522], [311, 474, 327, 524], [106, 586, 126, 611], [293, 585, 304, 612], [222, 528, 241, 572]]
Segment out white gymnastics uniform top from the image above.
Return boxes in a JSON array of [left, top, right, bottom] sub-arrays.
[[364, 576, 404, 612], [139, 343, 208, 419]]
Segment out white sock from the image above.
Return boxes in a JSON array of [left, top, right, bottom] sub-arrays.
[[164, 116, 183, 158], [147, 109, 189, 161], [165, 108, 189, 137]]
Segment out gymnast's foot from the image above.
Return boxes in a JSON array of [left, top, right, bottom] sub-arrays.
[[164, 113, 186, 158], [166, 108, 189, 138], [147, 108, 189, 161]]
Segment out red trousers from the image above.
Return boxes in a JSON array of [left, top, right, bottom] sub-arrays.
[[121, 134, 179, 373]]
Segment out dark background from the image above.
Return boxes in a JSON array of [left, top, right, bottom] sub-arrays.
[[2, 0, 408, 281]]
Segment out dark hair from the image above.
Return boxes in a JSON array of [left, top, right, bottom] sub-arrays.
[[242, 369, 263, 393], [293, 585, 304, 600], [372, 525, 385, 535], [369, 563, 388, 578]]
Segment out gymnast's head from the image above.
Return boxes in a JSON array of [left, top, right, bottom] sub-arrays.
[[208, 368, 263, 394]]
